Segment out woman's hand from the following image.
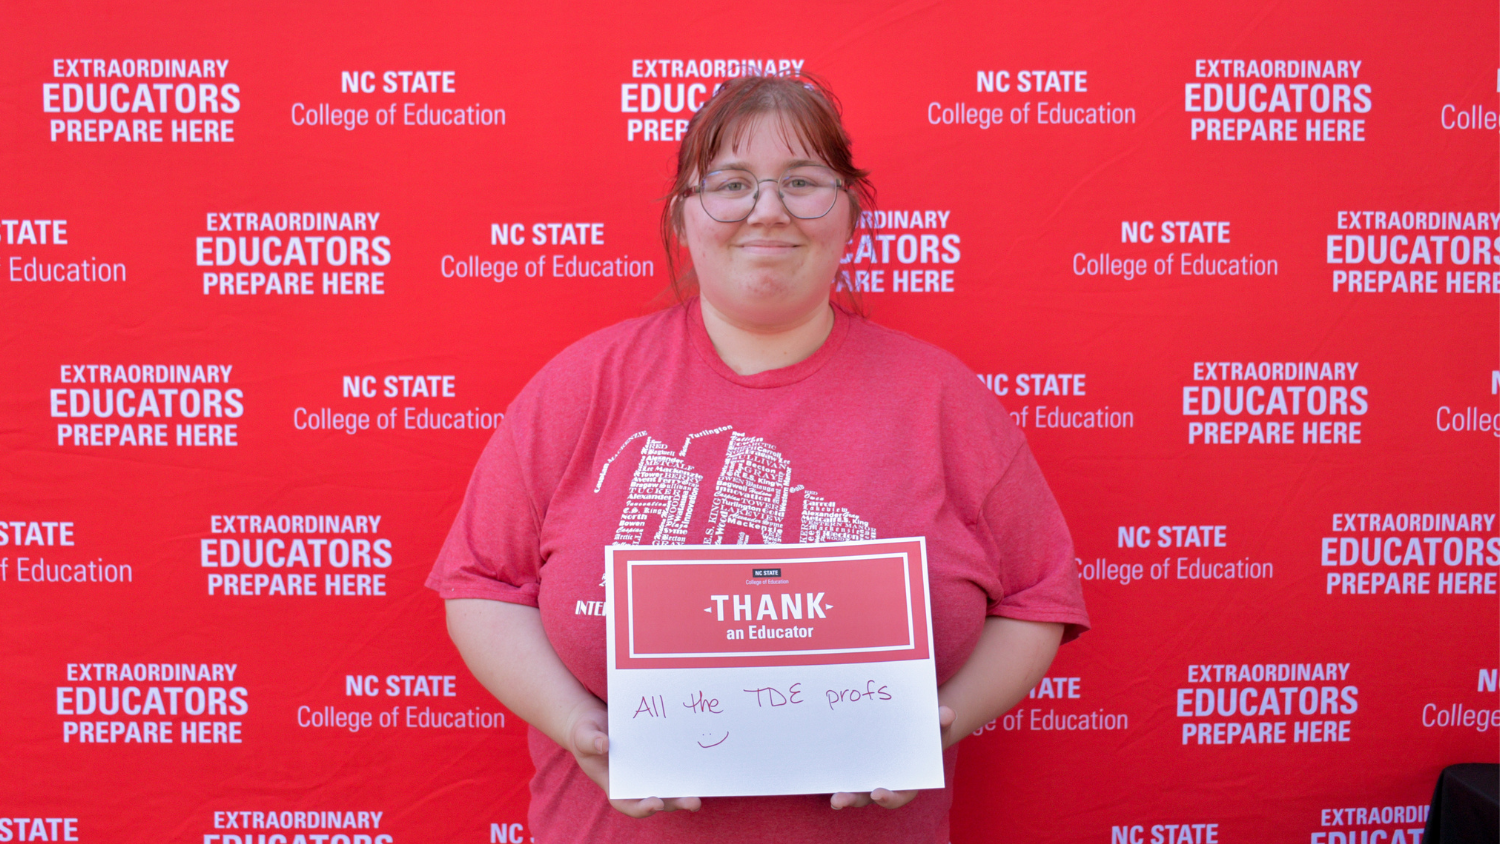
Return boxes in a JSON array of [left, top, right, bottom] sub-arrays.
[[446, 601, 700, 819], [829, 705, 954, 811], [562, 700, 702, 819]]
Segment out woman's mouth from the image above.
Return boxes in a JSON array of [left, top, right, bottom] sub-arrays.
[[737, 240, 800, 254]]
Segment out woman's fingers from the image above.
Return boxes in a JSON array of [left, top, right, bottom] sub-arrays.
[[871, 788, 918, 809], [831, 788, 919, 810], [609, 796, 701, 818], [561, 703, 700, 818], [580, 728, 608, 756], [830, 791, 872, 809], [568, 715, 609, 757], [938, 705, 956, 728], [610, 797, 664, 818]]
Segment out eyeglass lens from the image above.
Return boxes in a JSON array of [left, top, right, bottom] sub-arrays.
[[698, 166, 842, 222]]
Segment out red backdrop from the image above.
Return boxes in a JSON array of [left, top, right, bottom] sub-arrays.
[[3, 2, 1497, 842]]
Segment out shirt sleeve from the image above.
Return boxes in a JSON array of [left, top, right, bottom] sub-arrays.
[[978, 442, 1091, 642], [425, 421, 544, 606]]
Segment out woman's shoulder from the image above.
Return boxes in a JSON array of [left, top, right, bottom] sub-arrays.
[[843, 312, 997, 398], [534, 302, 685, 380], [842, 312, 1026, 459]]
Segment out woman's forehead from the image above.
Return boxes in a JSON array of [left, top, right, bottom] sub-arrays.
[[707, 113, 822, 166]]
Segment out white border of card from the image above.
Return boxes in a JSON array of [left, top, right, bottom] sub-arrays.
[[605, 537, 945, 799]]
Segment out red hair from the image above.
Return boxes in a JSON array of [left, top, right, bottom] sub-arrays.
[[659, 74, 875, 303]]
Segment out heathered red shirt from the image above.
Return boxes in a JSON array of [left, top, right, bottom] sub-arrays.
[[427, 297, 1089, 843]]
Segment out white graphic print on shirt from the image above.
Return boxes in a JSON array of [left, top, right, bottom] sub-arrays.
[[596, 428, 875, 546]]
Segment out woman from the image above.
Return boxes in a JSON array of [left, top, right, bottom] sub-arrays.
[[428, 75, 1089, 843]]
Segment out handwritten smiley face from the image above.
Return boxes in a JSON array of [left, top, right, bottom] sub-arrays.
[[696, 731, 729, 748]]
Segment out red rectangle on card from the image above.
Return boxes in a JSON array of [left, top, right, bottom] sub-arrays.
[[610, 539, 930, 670]]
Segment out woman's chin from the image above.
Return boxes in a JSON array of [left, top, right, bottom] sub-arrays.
[[729, 255, 804, 281]]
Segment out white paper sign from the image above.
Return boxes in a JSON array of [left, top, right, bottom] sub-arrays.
[[604, 538, 944, 799]]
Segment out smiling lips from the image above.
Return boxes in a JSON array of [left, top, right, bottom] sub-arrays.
[[697, 732, 730, 748], [737, 240, 800, 252]]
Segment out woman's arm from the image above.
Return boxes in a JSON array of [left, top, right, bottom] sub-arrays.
[[937, 616, 1063, 746], [444, 598, 701, 818], [831, 615, 1062, 810]]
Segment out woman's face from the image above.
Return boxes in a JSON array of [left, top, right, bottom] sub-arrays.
[[681, 114, 852, 330]]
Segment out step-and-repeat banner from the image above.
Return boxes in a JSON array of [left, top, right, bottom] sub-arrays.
[[3, 2, 1496, 842]]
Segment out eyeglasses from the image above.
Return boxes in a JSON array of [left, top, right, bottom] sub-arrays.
[[689, 165, 845, 222]]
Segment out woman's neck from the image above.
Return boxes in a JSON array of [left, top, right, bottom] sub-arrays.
[[698, 295, 836, 376]]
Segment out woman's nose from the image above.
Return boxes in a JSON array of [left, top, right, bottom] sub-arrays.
[[745, 179, 792, 223]]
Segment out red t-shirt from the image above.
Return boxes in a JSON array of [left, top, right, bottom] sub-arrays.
[[427, 297, 1089, 844]]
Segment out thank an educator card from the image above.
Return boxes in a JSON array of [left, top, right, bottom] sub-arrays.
[[604, 538, 944, 799]]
